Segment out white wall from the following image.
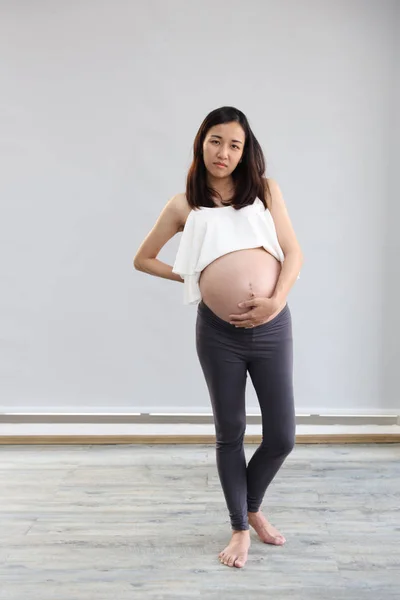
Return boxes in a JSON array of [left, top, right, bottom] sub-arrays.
[[0, 0, 398, 415], [383, 0, 400, 410]]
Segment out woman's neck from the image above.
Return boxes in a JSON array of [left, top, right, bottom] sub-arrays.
[[208, 176, 235, 202]]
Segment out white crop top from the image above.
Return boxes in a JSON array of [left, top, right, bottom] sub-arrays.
[[172, 197, 300, 305]]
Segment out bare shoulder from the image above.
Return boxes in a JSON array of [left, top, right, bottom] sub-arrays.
[[262, 177, 302, 255], [170, 192, 192, 231], [262, 177, 283, 211], [133, 192, 190, 264]]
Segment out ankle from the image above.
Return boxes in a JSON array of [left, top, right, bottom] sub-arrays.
[[232, 528, 250, 534]]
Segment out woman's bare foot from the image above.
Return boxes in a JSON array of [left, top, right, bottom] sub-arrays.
[[218, 530, 251, 568], [248, 511, 286, 545]]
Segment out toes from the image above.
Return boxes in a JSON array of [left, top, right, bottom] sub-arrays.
[[273, 535, 285, 545], [219, 549, 248, 567], [234, 555, 246, 568]]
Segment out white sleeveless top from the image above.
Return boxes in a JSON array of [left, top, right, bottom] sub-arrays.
[[172, 197, 300, 305]]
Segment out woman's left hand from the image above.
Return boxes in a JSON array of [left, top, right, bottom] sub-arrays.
[[229, 295, 284, 328]]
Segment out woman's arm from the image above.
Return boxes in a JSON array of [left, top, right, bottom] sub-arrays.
[[133, 194, 185, 283], [271, 251, 303, 303], [135, 257, 184, 282], [265, 178, 304, 302]]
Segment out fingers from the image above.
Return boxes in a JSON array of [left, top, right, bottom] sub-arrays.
[[233, 321, 256, 328], [230, 314, 256, 328], [229, 311, 253, 322]]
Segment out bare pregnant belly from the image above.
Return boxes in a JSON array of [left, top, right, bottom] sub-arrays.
[[198, 247, 285, 323]]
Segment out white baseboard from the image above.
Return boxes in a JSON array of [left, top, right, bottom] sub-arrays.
[[1, 423, 400, 436], [1, 407, 399, 416]]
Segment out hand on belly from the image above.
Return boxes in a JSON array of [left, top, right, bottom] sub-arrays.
[[198, 248, 282, 323], [228, 293, 285, 328]]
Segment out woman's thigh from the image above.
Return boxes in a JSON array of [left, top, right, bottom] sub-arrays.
[[247, 307, 296, 449], [195, 315, 248, 441]]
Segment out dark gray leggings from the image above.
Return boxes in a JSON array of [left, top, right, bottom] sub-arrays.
[[195, 300, 296, 531]]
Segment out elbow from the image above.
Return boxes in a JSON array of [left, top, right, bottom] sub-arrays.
[[297, 251, 304, 271], [134, 256, 154, 271], [295, 246, 304, 264], [133, 257, 143, 271], [285, 247, 304, 262]]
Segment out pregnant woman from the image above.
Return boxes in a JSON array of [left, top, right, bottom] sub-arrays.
[[134, 106, 303, 569]]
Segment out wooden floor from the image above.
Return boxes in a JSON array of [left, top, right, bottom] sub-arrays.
[[1, 443, 399, 599]]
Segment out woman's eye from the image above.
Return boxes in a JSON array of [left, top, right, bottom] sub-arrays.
[[211, 140, 239, 149]]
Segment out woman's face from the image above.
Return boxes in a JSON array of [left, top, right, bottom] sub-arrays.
[[202, 122, 245, 177]]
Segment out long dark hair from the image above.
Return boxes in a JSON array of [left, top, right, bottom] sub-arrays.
[[186, 106, 270, 211]]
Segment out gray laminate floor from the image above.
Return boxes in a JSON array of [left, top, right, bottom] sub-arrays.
[[0, 443, 399, 599]]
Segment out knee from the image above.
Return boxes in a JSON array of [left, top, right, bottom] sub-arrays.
[[262, 431, 295, 457], [215, 420, 246, 448], [281, 433, 296, 456]]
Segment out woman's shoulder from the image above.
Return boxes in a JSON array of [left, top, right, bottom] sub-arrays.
[[262, 177, 279, 211], [263, 176, 279, 190], [172, 192, 192, 214], [170, 193, 193, 232]]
